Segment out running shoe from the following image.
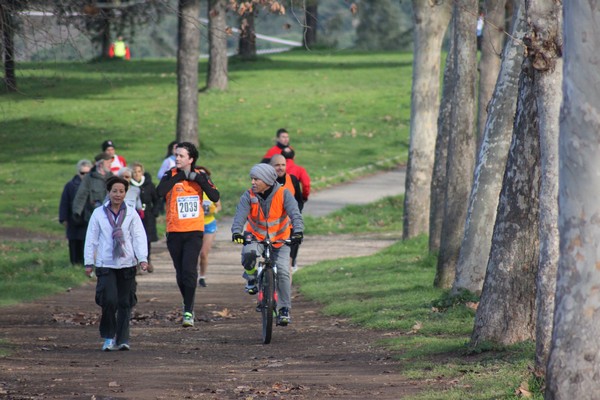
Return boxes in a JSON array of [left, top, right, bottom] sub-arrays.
[[102, 338, 116, 351], [182, 312, 194, 327], [117, 342, 130, 351], [277, 307, 291, 326], [245, 279, 258, 295]]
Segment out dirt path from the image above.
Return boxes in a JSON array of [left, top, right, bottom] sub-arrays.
[[0, 168, 419, 399], [0, 234, 420, 399]]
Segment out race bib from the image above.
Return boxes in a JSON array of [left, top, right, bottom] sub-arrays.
[[177, 195, 200, 219]]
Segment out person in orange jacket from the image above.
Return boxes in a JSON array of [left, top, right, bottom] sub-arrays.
[[156, 142, 220, 328]]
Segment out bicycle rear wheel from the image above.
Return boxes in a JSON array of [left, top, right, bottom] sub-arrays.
[[261, 268, 275, 344]]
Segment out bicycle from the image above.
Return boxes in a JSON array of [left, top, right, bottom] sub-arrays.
[[244, 236, 290, 344]]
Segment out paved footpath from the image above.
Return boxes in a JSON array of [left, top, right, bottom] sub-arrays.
[[302, 167, 406, 218]]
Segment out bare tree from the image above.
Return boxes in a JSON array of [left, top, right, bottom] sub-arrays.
[[434, 0, 478, 288], [238, 9, 256, 60], [402, 0, 451, 240], [176, 0, 201, 145], [546, 3, 600, 395], [302, 0, 317, 48], [0, 1, 19, 92], [527, 0, 562, 376], [452, 2, 526, 295], [470, 59, 540, 346], [476, 0, 508, 145], [206, 0, 228, 90]]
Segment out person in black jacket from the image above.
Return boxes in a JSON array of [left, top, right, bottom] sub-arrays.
[[131, 162, 160, 272], [59, 159, 93, 265]]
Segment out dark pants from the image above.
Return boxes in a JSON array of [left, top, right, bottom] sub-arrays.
[[166, 231, 203, 313], [95, 266, 137, 345], [68, 239, 85, 265]]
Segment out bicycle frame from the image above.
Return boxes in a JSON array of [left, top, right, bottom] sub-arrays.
[[244, 236, 290, 344]]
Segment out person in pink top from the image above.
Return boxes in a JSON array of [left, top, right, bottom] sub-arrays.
[[102, 140, 127, 173], [261, 128, 292, 163], [281, 147, 310, 202]]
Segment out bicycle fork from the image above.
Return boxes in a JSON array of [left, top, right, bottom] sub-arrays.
[[256, 265, 279, 314]]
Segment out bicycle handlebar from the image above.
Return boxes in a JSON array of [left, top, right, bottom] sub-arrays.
[[243, 238, 291, 246]]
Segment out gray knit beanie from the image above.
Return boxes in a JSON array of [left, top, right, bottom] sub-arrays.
[[250, 163, 277, 186]]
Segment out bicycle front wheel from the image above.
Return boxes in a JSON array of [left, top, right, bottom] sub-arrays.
[[261, 268, 275, 344]]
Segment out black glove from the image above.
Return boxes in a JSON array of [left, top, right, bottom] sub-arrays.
[[232, 232, 244, 244], [290, 232, 303, 245]]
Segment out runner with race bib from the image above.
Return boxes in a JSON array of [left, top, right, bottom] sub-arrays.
[[157, 142, 220, 328]]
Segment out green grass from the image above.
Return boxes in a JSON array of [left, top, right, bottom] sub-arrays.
[[0, 50, 411, 235], [294, 237, 541, 399], [304, 195, 404, 235], [0, 240, 88, 307]]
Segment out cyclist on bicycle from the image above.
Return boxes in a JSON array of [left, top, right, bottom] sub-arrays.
[[231, 163, 304, 326]]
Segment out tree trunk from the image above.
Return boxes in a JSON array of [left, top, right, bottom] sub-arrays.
[[402, 0, 451, 240], [429, 26, 455, 253], [303, 0, 318, 49], [177, 0, 201, 145], [546, 3, 600, 396], [470, 59, 540, 346], [434, 0, 478, 288], [0, 4, 16, 92], [238, 11, 256, 60], [452, 2, 526, 295], [206, 0, 228, 90], [477, 0, 507, 145], [527, 0, 562, 377], [100, 11, 111, 59]]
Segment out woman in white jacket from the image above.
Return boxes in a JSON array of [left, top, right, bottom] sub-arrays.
[[84, 176, 148, 351]]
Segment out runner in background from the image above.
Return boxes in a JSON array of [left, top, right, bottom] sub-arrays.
[[102, 140, 127, 174], [261, 128, 292, 163], [196, 166, 222, 288]]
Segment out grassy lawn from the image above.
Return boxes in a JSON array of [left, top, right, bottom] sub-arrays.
[[0, 50, 410, 235], [0, 240, 88, 307]]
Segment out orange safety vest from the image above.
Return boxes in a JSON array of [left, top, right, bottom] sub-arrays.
[[165, 168, 204, 232], [246, 187, 291, 248], [282, 173, 295, 196]]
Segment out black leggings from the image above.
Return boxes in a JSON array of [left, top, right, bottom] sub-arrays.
[[166, 231, 203, 313]]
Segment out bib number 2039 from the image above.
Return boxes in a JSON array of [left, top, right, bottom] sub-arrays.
[[177, 195, 200, 219]]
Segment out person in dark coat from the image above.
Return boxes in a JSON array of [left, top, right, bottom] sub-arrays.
[[72, 152, 113, 225], [59, 159, 93, 265], [131, 162, 160, 272]]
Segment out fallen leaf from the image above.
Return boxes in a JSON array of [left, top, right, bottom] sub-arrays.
[[411, 321, 423, 333], [108, 381, 120, 387], [465, 302, 479, 310], [213, 308, 233, 318]]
